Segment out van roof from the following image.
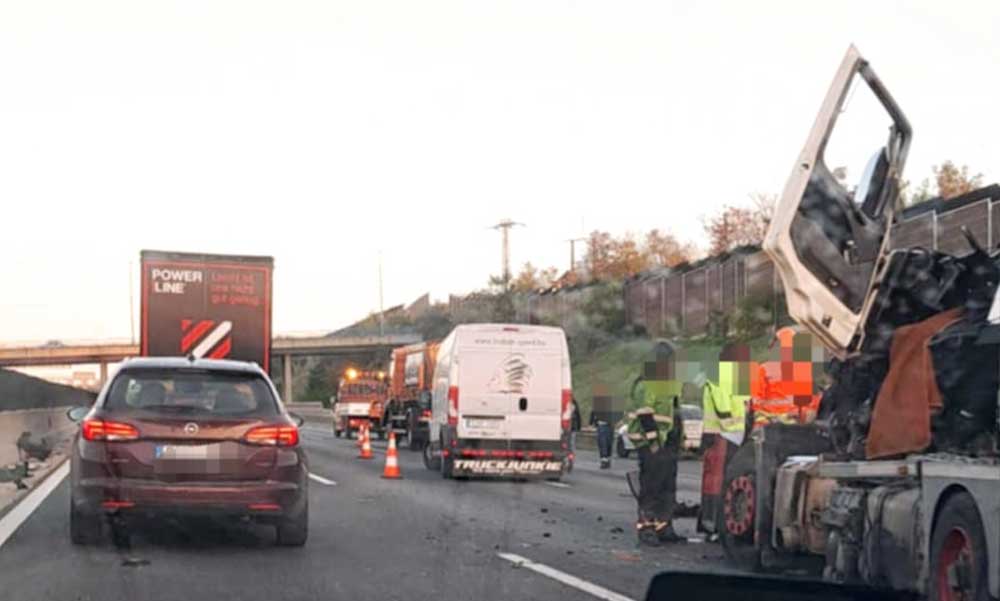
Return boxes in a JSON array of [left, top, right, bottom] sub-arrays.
[[451, 323, 565, 336]]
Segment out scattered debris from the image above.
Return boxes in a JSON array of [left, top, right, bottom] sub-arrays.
[[609, 526, 624, 534], [612, 550, 641, 562], [540, 507, 548, 513], [596, 516, 603, 522], [121, 557, 150, 568], [542, 532, 551, 538]]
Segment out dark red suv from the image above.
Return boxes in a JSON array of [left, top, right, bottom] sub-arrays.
[[69, 357, 308, 546]]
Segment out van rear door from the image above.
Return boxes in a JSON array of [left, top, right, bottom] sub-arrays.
[[505, 348, 562, 442], [455, 327, 566, 442], [457, 347, 512, 440]]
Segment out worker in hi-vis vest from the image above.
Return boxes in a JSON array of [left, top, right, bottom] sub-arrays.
[[626, 340, 685, 545], [697, 344, 750, 539]]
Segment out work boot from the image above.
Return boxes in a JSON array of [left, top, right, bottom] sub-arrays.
[[600, 457, 611, 469], [636, 521, 661, 546], [655, 522, 686, 544]]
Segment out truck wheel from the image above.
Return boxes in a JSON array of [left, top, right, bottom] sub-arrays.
[[930, 492, 988, 601], [720, 443, 762, 571], [334, 427, 342, 438], [423, 441, 441, 471], [70, 499, 102, 545], [407, 412, 424, 451], [616, 436, 631, 459], [276, 502, 308, 547]]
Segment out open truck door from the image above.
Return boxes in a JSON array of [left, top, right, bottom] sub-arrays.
[[763, 46, 911, 358]]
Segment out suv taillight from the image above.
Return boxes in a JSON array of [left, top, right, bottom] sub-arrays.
[[82, 419, 139, 442], [244, 425, 299, 447], [447, 386, 459, 426], [561, 389, 573, 431]]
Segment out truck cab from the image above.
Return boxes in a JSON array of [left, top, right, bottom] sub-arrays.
[[725, 46, 1000, 601], [332, 368, 387, 439]]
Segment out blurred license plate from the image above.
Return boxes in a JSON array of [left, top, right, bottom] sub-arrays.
[[465, 418, 501, 430], [155, 444, 210, 459]]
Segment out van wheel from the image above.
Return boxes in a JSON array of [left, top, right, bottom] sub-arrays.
[[616, 436, 631, 459], [277, 502, 308, 547], [441, 441, 454, 479], [70, 500, 102, 545], [930, 492, 987, 601], [423, 441, 441, 471]]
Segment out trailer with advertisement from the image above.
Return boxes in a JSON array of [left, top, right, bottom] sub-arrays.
[[140, 250, 274, 372]]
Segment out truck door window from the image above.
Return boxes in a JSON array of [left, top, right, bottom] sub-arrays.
[[790, 70, 905, 313]]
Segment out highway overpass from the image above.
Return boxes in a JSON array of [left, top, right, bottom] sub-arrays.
[[0, 333, 422, 402]]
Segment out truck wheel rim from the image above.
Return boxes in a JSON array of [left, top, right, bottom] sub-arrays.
[[937, 527, 973, 601], [724, 475, 754, 537]]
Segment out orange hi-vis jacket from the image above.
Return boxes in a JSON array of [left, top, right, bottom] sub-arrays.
[[750, 361, 820, 426]]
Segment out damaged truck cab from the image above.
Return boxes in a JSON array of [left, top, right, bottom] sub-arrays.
[[724, 45, 1000, 601]]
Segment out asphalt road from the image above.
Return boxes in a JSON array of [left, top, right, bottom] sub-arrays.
[[0, 424, 728, 601]]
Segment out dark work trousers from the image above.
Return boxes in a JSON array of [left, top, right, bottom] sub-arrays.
[[636, 430, 680, 524], [697, 434, 736, 534], [596, 422, 613, 460]]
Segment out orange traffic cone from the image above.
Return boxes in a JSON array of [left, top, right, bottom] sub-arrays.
[[356, 424, 365, 449], [359, 425, 374, 460], [381, 432, 402, 479]]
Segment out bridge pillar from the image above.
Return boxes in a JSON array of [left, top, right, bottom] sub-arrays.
[[99, 362, 108, 388], [282, 354, 293, 404]]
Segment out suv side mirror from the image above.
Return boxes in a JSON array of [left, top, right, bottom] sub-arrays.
[[67, 406, 90, 422]]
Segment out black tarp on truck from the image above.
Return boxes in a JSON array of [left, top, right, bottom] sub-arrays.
[[140, 250, 274, 372]]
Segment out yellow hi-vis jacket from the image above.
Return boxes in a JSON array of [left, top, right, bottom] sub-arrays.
[[626, 379, 681, 449], [702, 364, 748, 446]]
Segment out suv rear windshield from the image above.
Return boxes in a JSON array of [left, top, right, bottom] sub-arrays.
[[104, 369, 279, 417]]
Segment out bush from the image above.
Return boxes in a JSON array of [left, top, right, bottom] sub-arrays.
[[730, 294, 776, 342]]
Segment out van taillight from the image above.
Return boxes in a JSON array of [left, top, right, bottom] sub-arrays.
[[447, 386, 459, 426], [82, 419, 139, 442], [244, 425, 299, 447], [561, 389, 573, 430]]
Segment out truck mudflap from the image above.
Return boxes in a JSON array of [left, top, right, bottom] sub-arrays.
[[450, 457, 564, 478]]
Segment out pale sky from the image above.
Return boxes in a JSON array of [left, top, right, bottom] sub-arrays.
[[2, 0, 998, 342]]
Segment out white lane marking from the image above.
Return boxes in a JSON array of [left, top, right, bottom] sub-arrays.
[[544, 481, 571, 489], [308, 472, 337, 486], [497, 552, 635, 601], [0, 459, 70, 548]]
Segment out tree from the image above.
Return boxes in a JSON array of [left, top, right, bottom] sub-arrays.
[[934, 161, 983, 199], [644, 229, 695, 268], [903, 161, 984, 205], [704, 193, 775, 255], [511, 262, 541, 292], [304, 360, 334, 404]]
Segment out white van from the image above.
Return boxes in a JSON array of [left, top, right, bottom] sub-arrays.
[[422, 324, 573, 479]]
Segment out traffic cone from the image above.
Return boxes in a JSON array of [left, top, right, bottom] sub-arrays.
[[381, 432, 402, 479], [356, 424, 365, 449], [359, 425, 374, 460]]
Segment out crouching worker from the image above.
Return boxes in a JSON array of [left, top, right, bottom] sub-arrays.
[[627, 340, 685, 545]]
